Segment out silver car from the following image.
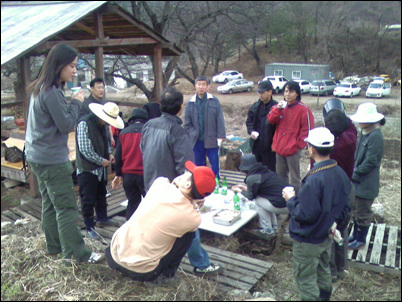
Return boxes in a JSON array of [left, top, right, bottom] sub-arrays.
[[310, 80, 337, 96], [217, 79, 254, 94]]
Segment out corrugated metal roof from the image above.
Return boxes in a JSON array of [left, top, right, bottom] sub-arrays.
[[1, 1, 107, 65]]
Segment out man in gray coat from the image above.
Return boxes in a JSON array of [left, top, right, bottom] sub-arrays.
[[140, 87, 194, 192], [184, 75, 226, 178]]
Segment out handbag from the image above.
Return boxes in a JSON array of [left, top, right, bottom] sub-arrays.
[[3, 143, 23, 163]]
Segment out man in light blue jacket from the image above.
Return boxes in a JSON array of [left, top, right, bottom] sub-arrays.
[[184, 75, 226, 178]]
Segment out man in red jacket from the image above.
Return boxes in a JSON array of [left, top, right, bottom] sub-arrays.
[[268, 81, 314, 193], [112, 108, 149, 220]]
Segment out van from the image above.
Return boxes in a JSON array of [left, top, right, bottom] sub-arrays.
[[310, 80, 337, 96], [365, 81, 392, 98]]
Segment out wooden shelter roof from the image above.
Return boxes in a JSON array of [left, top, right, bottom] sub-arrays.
[[1, 1, 181, 66]]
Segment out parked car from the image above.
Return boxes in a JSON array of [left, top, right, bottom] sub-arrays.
[[217, 79, 254, 94], [260, 75, 288, 93], [309, 80, 337, 96], [212, 70, 243, 83], [366, 81, 392, 98], [333, 82, 361, 98], [293, 79, 311, 94]]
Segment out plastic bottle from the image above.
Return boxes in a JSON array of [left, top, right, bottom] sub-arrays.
[[233, 192, 240, 211], [221, 176, 227, 195], [213, 176, 219, 194]]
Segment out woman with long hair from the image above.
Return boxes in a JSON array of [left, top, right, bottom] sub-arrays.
[[25, 43, 103, 264]]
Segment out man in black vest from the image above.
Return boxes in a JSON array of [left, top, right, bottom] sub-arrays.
[[76, 102, 125, 240]]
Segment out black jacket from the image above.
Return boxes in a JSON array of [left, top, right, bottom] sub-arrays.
[[241, 163, 289, 208], [246, 98, 277, 151]]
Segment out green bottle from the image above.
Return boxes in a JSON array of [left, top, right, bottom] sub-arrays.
[[213, 176, 219, 194], [221, 176, 228, 195], [233, 192, 240, 211]]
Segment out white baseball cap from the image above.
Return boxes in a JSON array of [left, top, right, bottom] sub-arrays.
[[304, 127, 334, 147]]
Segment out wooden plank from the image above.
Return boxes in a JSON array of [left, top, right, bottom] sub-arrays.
[[177, 266, 234, 292], [179, 261, 252, 291], [204, 245, 273, 271], [12, 207, 40, 222], [356, 223, 374, 262], [369, 223, 386, 265], [385, 226, 398, 267], [1, 214, 14, 222], [2, 209, 22, 221]]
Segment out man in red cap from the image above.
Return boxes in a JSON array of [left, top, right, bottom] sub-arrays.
[[105, 161, 216, 287]]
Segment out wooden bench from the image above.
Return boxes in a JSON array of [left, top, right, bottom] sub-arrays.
[[220, 169, 246, 187]]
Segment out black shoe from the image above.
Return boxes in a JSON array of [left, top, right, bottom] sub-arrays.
[[144, 274, 181, 288], [97, 218, 120, 228]]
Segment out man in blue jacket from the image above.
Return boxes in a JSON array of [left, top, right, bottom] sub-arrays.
[[184, 75, 226, 178], [283, 127, 350, 301]]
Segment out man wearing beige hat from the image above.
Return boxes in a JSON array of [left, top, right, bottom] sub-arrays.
[[348, 102, 385, 250], [76, 102, 125, 240]]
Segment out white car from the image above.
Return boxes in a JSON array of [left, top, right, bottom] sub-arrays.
[[260, 75, 288, 94], [366, 81, 392, 98], [333, 83, 361, 98], [212, 70, 243, 83], [217, 79, 254, 94], [293, 80, 311, 94]]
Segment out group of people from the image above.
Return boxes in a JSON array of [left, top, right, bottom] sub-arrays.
[[24, 43, 386, 299], [239, 79, 385, 300]]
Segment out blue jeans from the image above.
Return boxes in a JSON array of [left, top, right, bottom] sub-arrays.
[[193, 140, 220, 177], [186, 229, 210, 269]]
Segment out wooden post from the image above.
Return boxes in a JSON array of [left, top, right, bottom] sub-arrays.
[[153, 44, 162, 103], [94, 10, 104, 80]]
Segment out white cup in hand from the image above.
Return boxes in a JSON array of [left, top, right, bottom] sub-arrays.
[[251, 131, 259, 139], [279, 100, 287, 109]]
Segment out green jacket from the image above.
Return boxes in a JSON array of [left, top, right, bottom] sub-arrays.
[[352, 127, 383, 199]]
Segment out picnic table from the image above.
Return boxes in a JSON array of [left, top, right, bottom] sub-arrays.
[[199, 189, 257, 236]]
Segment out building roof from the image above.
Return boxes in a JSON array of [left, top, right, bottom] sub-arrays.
[[1, 1, 181, 66], [266, 62, 330, 68]]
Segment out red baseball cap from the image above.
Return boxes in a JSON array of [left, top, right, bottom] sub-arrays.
[[185, 161, 216, 197]]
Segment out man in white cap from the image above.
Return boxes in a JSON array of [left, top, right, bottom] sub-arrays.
[[348, 102, 385, 250], [75, 102, 125, 240], [283, 127, 351, 301]]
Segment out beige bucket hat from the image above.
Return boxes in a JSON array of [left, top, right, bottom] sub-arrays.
[[350, 102, 384, 123], [89, 102, 125, 129]]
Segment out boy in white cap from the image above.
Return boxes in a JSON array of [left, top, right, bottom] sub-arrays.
[[76, 102, 125, 240], [283, 127, 351, 301], [348, 102, 385, 250]]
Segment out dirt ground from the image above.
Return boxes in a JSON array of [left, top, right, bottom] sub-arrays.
[[1, 81, 401, 301]]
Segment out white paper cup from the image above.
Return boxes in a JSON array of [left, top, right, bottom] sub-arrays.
[[283, 186, 295, 195], [251, 131, 259, 139], [71, 87, 81, 94], [279, 100, 287, 108]]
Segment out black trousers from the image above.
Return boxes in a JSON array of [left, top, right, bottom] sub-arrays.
[[123, 174, 146, 220], [253, 142, 276, 172], [106, 231, 195, 281], [77, 172, 108, 230]]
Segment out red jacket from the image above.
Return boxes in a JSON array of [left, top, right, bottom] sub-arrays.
[[310, 119, 357, 180], [268, 101, 314, 157], [114, 122, 144, 176]]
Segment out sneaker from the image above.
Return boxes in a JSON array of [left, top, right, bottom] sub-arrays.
[[87, 252, 105, 264], [193, 263, 222, 275], [87, 228, 101, 240], [249, 228, 277, 241], [97, 218, 120, 228], [105, 191, 111, 198], [144, 274, 181, 288]]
